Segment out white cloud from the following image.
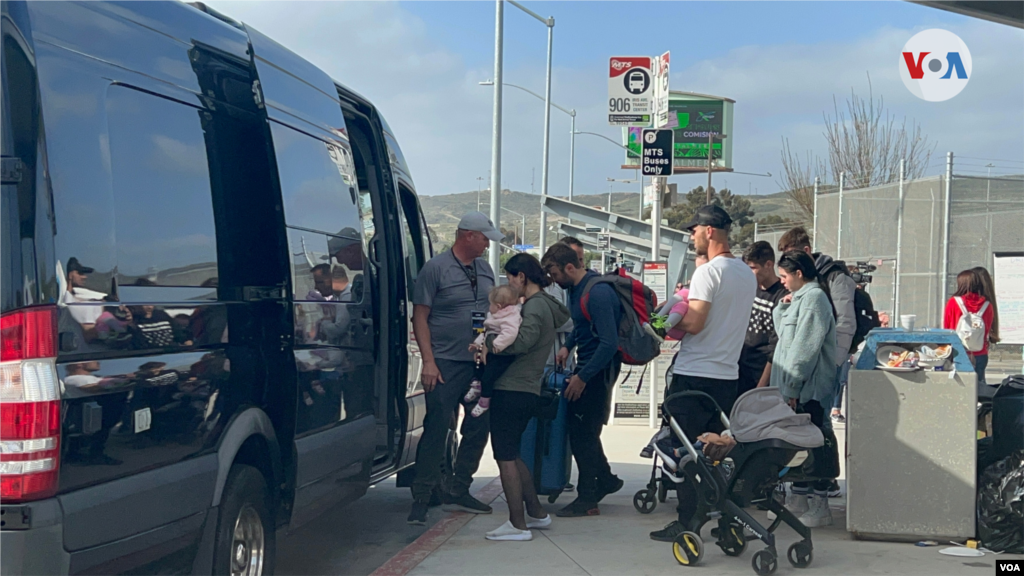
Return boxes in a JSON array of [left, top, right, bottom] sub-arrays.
[[209, 2, 1023, 203]]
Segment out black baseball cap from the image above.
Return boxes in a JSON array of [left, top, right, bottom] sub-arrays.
[[682, 205, 733, 231], [66, 257, 95, 275]]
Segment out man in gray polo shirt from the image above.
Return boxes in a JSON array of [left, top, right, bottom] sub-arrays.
[[408, 212, 503, 525]]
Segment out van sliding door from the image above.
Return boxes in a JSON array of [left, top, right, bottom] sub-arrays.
[[244, 24, 376, 522]]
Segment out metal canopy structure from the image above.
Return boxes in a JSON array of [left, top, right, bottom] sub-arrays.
[[542, 195, 693, 284], [910, 1, 1023, 28], [556, 222, 671, 260]]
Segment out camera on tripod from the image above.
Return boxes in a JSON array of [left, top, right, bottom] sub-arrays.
[[851, 261, 876, 284]]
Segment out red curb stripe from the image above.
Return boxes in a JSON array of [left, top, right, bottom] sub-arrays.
[[369, 477, 505, 576]]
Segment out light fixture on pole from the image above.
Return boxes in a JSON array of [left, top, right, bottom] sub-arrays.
[[480, 80, 575, 228], [607, 176, 640, 217]]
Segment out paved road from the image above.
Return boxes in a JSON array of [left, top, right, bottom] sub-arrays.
[[276, 478, 438, 576], [277, 457, 502, 575]]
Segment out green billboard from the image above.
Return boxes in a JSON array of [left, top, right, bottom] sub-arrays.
[[624, 92, 734, 172]]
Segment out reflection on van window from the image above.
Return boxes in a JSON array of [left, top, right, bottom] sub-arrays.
[[271, 122, 363, 237], [106, 87, 218, 287], [288, 228, 365, 303]]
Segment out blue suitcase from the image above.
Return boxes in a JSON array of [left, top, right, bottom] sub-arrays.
[[520, 366, 572, 503]]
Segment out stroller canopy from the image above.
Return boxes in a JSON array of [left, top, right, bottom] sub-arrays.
[[729, 388, 824, 448]]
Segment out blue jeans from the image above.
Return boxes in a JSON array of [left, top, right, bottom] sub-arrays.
[[832, 360, 851, 412], [974, 354, 988, 386]]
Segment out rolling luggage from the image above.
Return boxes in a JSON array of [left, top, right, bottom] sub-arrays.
[[521, 365, 572, 503]]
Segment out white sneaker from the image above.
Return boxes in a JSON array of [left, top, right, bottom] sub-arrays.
[[526, 514, 552, 529], [767, 492, 809, 521], [798, 495, 834, 528], [485, 520, 533, 541], [464, 382, 482, 403]]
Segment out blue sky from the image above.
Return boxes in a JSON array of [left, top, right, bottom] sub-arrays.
[[212, 1, 1024, 203], [401, 1, 970, 71]]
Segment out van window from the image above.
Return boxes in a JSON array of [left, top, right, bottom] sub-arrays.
[[397, 187, 427, 286], [270, 122, 364, 239], [106, 87, 218, 287], [270, 122, 369, 303]]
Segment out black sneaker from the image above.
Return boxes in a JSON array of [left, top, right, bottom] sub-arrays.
[[827, 479, 842, 498], [442, 493, 492, 514], [596, 475, 624, 502], [428, 489, 443, 507], [564, 482, 575, 492], [650, 520, 686, 542], [640, 445, 655, 459], [555, 498, 600, 518], [407, 502, 428, 526]]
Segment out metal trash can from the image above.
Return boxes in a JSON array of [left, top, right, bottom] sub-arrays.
[[846, 328, 977, 541]]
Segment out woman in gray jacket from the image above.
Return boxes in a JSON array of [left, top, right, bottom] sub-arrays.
[[769, 250, 837, 528]]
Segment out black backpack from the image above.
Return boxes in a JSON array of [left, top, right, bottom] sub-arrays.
[[822, 262, 881, 352], [851, 287, 881, 351]]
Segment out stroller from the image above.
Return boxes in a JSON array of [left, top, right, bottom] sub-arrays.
[[653, 388, 827, 576], [633, 358, 682, 514]]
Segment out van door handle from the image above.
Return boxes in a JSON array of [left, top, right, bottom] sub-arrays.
[[369, 235, 383, 267]]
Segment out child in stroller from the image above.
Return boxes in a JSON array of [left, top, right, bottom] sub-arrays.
[[646, 387, 827, 575]]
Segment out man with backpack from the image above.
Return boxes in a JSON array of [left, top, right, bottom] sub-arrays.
[[544, 243, 625, 518], [650, 205, 757, 542]]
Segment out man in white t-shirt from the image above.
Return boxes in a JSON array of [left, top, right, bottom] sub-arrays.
[[650, 204, 756, 542]]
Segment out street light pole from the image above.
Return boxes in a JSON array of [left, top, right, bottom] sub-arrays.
[[705, 133, 727, 204], [479, 80, 574, 217], [538, 19, 554, 254], [488, 0, 503, 273], [569, 111, 576, 203]]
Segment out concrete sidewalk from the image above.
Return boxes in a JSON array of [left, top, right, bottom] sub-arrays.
[[398, 424, 1019, 576]]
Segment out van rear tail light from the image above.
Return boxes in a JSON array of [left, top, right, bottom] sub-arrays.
[[0, 306, 61, 502]]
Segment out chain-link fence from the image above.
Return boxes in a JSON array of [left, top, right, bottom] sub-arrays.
[[756, 157, 1024, 330]]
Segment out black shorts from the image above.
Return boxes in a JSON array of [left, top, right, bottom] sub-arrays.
[[489, 390, 539, 461]]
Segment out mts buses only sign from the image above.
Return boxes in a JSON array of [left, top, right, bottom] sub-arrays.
[[641, 129, 673, 176], [608, 56, 653, 126]]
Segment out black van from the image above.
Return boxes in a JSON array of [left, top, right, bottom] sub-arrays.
[[1, 2, 439, 574]]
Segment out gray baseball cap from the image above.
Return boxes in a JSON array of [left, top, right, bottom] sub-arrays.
[[458, 212, 504, 241]]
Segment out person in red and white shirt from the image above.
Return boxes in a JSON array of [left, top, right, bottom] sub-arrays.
[[943, 269, 996, 384]]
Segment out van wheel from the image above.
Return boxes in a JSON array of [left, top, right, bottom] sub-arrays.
[[214, 465, 275, 576]]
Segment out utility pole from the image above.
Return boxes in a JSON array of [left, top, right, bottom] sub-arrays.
[[705, 133, 726, 204], [487, 0, 503, 273]]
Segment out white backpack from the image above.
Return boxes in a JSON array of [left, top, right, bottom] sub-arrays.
[[954, 296, 989, 352]]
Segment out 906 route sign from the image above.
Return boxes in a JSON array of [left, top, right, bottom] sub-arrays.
[[608, 56, 653, 126], [641, 129, 673, 176]]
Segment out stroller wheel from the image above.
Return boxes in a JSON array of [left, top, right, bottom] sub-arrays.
[[787, 541, 813, 569], [717, 523, 747, 557], [547, 493, 559, 504], [672, 531, 704, 566], [633, 489, 657, 514], [751, 549, 778, 575], [657, 478, 669, 502]]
